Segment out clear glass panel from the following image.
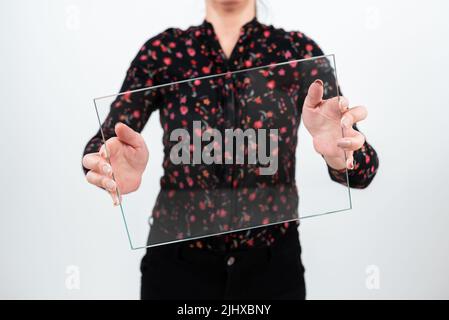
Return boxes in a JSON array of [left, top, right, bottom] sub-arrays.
[[93, 54, 351, 249]]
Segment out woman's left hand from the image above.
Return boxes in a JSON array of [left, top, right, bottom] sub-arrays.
[[301, 79, 368, 170]]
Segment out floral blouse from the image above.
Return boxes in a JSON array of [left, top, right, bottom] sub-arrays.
[[83, 18, 379, 251]]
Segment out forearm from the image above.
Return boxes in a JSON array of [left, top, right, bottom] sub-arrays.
[[82, 38, 161, 175]]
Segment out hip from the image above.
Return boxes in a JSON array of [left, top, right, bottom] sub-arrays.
[[140, 225, 305, 299]]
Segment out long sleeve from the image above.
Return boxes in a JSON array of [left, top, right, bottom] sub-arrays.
[[82, 39, 162, 174], [295, 34, 379, 189]]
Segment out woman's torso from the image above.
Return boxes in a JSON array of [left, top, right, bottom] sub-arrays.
[[88, 18, 333, 251]]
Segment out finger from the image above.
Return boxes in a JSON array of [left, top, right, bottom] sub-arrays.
[[340, 106, 368, 129], [303, 79, 324, 109], [336, 131, 366, 151], [338, 96, 350, 113], [99, 137, 122, 159], [99, 144, 107, 158], [82, 153, 112, 176], [322, 96, 348, 115], [115, 122, 142, 148], [86, 170, 116, 191], [108, 190, 121, 206], [346, 151, 354, 170]]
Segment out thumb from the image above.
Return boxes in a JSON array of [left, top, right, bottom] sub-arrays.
[[304, 79, 324, 109], [115, 122, 143, 148]]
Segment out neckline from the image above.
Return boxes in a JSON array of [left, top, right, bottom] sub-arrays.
[[198, 17, 260, 65], [201, 16, 260, 33]]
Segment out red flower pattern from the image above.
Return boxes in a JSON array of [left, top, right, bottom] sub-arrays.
[[83, 18, 379, 251]]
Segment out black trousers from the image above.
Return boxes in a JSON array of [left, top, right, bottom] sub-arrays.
[[140, 227, 306, 300]]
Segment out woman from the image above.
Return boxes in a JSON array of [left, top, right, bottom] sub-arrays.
[[82, 0, 378, 299]]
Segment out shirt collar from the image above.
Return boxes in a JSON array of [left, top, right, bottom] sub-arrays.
[[193, 17, 262, 68]]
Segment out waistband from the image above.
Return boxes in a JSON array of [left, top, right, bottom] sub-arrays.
[[147, 224, 300, 267]]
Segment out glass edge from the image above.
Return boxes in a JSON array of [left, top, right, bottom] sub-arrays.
[[93, 54, 336, 101], [130, 205, 352, 250], [94, 100, 136, 250], [92, 53, 353, 250]]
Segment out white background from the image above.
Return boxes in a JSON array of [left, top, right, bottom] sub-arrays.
[[0, 0, 448, 299]]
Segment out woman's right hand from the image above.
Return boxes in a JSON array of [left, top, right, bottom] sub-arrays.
[[82, 123, 149, 205]]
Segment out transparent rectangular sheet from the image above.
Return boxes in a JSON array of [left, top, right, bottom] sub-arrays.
[[93, 54, 351, 249]]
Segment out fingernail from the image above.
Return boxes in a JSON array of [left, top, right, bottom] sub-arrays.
[[105, 180, 116, 191], [339, 99, 349, 112], [314, 79, 323, 87], [341, 116, 351, 128], [102, 164, 112, 175], [337, 139, 352, 148]]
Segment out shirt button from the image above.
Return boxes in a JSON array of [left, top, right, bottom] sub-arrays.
[[227, 256, 235, 266]]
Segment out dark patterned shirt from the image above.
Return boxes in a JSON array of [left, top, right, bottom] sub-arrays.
[[83, 18, 379, 251]]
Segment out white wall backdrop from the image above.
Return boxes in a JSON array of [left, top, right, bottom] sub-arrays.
[[0, 0, 448, 299]]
